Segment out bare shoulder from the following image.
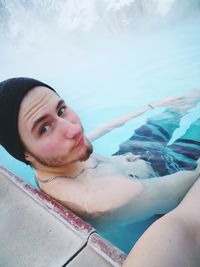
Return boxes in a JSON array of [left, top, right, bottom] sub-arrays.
[[38, 174, 142, 218], [38, 178, 88, 213]]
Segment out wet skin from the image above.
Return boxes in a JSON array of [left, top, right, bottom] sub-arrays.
[[17, 87, 200, 232], [18, 86, 93, 174]]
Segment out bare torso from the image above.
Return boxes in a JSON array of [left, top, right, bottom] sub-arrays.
[[36, 153, 154, 224], [35, 152, 200, 231]]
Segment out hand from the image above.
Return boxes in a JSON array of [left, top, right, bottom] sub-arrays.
[[152, 96, 184, 108]]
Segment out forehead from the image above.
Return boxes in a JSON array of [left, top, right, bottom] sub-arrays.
[[19, 86, 59, 114], [18, 86, 60, 124]]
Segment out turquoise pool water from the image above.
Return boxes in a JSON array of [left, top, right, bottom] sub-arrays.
[[0, 0, 200, 253]]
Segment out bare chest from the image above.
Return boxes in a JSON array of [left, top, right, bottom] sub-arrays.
[[83, 153, 156, 181]]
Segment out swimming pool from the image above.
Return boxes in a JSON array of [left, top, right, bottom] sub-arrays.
[[0, 0, 200, 253]]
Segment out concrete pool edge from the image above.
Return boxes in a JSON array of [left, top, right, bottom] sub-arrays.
[[0, 164, 126, 266]]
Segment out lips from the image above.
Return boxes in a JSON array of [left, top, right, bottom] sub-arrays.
[[74, 134, 84, 148]]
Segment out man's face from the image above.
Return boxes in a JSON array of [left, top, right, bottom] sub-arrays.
[[18, 86, 93, 168]]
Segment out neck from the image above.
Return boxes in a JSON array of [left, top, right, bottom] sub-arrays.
[[35, 157, 93, 179]]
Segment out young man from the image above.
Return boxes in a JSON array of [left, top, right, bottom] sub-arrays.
[[0, 77, 199, 231]]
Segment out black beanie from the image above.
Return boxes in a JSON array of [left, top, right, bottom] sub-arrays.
[[0, 77, 57, 164]]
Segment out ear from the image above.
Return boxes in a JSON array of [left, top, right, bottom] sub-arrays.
[[24, 151, 35, 163]]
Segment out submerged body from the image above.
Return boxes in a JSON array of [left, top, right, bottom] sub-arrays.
[[36, 150, 200, 230], [22, 87, 200, 230]]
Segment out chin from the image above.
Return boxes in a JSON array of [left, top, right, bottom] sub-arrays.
[[79, 143, 93, 162], [79, 154, 90, 162]]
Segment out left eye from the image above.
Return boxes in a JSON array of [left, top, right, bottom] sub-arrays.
[[58, 107, 66, 117]]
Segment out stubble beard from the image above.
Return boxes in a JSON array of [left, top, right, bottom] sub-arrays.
[[79, 139, 93, 162], [26, 137, 93, 168]]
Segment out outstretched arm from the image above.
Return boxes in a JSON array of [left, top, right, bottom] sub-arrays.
[[87, 163, 200, 230], [87, 96, 183, 141]]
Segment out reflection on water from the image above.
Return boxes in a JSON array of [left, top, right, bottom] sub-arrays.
[[0, 0, 200, 253]]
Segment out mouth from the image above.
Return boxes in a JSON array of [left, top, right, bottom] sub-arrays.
[[74, 134, 84, 149]]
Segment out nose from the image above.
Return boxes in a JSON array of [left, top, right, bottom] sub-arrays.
[[60, 119, 82, 139]]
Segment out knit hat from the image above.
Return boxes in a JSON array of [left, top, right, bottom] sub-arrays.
[[0, 77, 56, 164]]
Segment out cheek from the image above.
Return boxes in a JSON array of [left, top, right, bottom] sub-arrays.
[[38, 137, 67, 155], [41, 143, 58, 154]]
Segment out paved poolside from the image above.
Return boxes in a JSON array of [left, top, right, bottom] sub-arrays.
[[0, 165, 126, 267]]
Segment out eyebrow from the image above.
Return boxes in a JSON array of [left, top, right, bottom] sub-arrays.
[[31, 99, 65, 133]]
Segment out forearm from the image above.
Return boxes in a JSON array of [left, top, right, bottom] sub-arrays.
[[120, 169, 199, 225], [83, 162, 200, 231], [88, 170, 199, 230], [87, 95, 183, 141], [87, 105, 152, 141], [141, 169, 200, 215], [116, 169, 200, 226]]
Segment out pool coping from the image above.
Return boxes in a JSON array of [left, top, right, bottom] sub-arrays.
[[0, 164, 126, 266]]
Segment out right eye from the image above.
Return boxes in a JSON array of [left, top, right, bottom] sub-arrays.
[[39, 124, 49, 135], [57, 106, 66, 117]]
